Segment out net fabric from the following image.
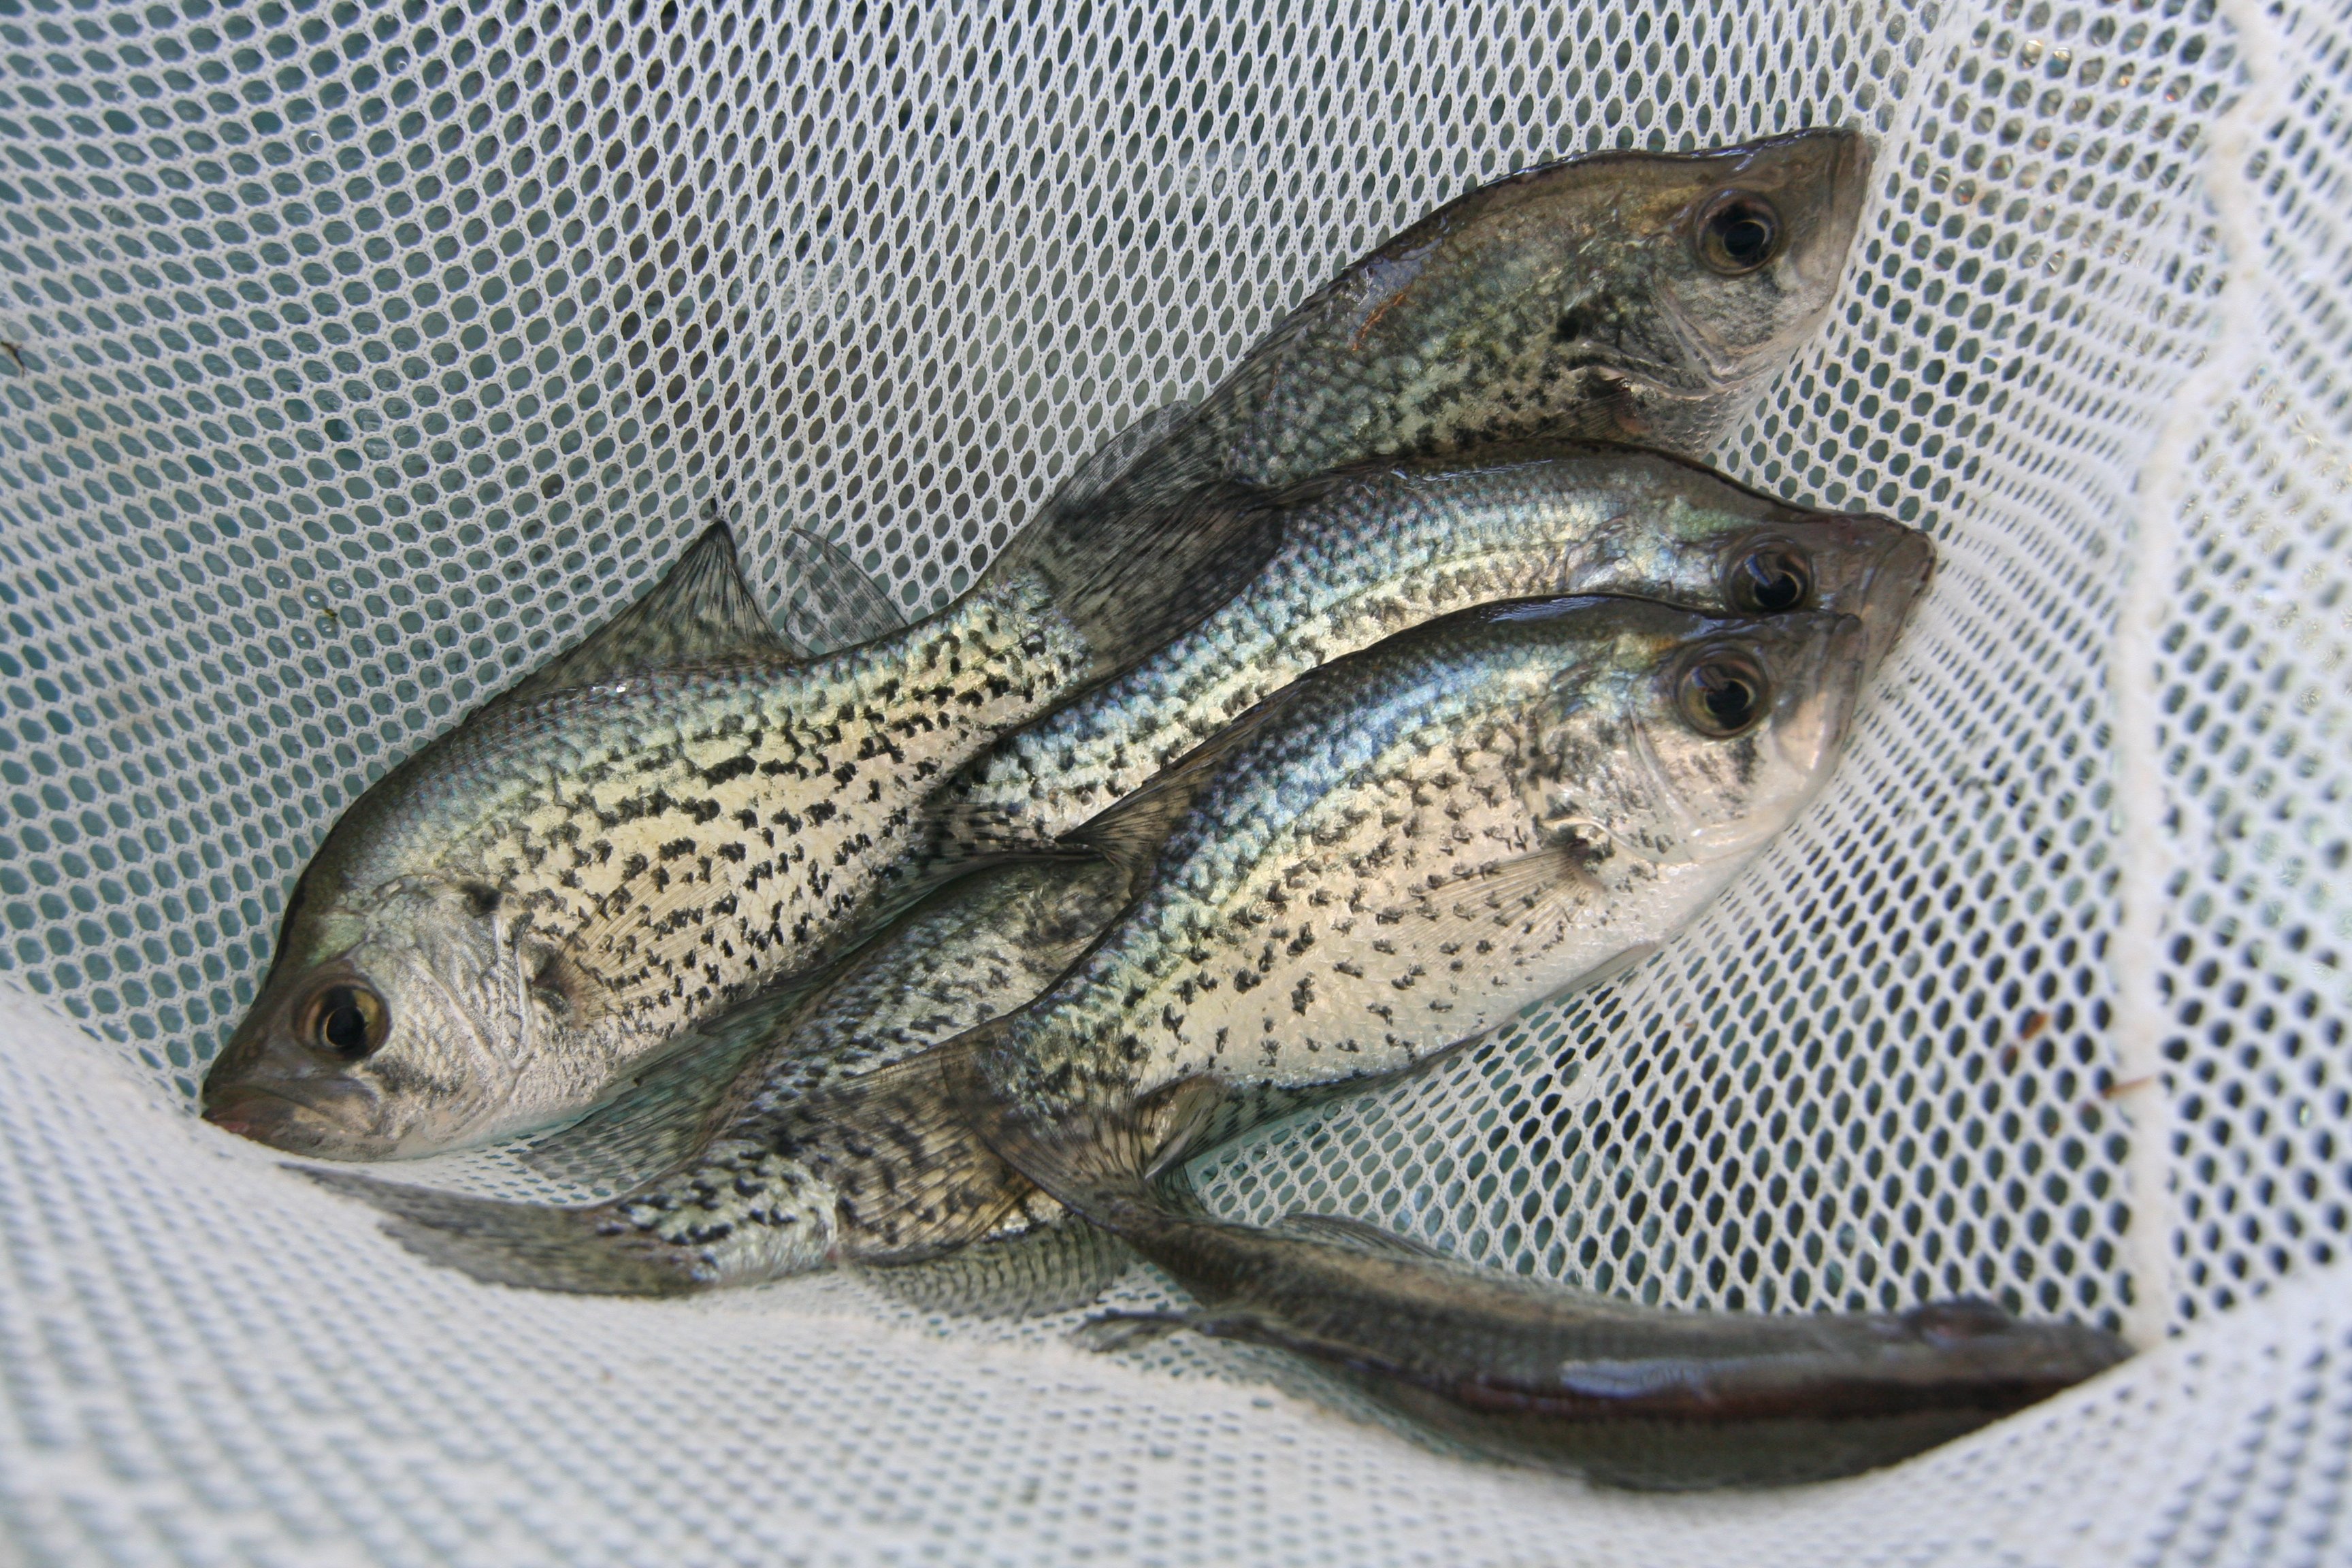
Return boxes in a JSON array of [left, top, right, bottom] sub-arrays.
[[0, 0, 2345, 1563]]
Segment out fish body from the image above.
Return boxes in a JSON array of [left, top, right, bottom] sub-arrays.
[[719, 593, 1896, 1263], [970, 595, 1876, 1130], [1080, 128, 1870, 518], [203, 511, 1237, 1159], [307, 859, 1133, 1292], [934, 446, 1931, 860]]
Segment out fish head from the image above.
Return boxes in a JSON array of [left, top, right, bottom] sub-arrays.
[[1521, 606, 1869, 870], [1635, 127, 1873, 391], [203, 875, 603, 1159], [1357, 127, 1872, 453], [1550, 453, 1932, 670], [1687, 504, 1932, 674]]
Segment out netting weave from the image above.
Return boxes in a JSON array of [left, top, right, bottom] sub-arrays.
[[0, 0, 2346, 1563]]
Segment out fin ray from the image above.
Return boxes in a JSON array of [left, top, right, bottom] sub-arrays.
[[512, 523, 791, 703], [776, 526, 908, 656]]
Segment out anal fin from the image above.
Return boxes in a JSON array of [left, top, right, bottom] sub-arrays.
[[300, 1167, 711, 1296]]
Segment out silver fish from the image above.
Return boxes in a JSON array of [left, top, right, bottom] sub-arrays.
[[205, 129, 1874, 1162], [201, 502, 1258, 1161], [926, 445, 1932, 864], [305, 858, 1134, 1293]]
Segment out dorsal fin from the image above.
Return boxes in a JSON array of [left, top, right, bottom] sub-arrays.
[[1274, 1212, 1452, 1260], [775, 526, 908, 657], [1040, 399, 1200, 519], [511, 523, 791, 703]]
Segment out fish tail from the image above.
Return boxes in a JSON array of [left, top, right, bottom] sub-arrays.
[[761, 1028, 1062, 1259], [301, 1166, 837, 1297], [986, 473, 1296, 681]]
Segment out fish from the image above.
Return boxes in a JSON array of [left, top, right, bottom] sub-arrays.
[[200, 495, 1270, 1161], [1063, 128, 1872, 525], [783, 592, 1893, 1263], [304, 498, 1927, 1290], [204, 129, 1875, 1162], [1049, 1196, 2130, 1490], [303, 858, 1136, 1292], [924, 444, 1933, 864]]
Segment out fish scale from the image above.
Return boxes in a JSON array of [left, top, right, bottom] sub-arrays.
[[427, 587, 1096, 1042]]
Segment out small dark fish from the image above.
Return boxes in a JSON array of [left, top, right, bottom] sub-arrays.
[[1044, 1184, 2130, 1490]]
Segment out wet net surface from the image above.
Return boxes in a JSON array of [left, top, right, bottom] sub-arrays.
[[0, 0, 2346, 1563]]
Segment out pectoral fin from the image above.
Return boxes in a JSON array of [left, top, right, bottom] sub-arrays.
[[1379, 843, 1603, 973], [519, 975, 827, 1190]]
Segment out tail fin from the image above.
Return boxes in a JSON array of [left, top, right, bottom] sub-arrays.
[[301, 1168, 713, 1296], [757, 1030, 1061, 1260], [986, 475, 1298, 681]]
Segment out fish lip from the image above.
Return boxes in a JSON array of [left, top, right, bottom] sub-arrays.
[[201, 1074, 393, 1158], [1852, 526, 1938, 672], [201, 1084, 376, 1158]]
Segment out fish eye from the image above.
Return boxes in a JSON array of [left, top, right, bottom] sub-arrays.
[[1727, 543, 1814, 614], [299, 982, 389, 1062], [1695, 191, 1782, 275], [1676, 651, 1770, 738]]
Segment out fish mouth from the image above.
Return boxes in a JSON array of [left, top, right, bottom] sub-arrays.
[[1854, 527, 1937, 672], [201, 1081, 396, 1160]]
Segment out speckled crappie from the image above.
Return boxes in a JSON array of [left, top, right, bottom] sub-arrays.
[[1068, 127, 1870, 523], [307, 858, 1133, 1292], [941, 596, 1880, 1149], [928, 445, 1931, 863], [1053, 1203, 2129, 1490], [201, 501, 1269, 1161]]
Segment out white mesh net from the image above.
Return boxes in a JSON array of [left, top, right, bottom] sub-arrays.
[[1, 0, 2347, 1562]]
